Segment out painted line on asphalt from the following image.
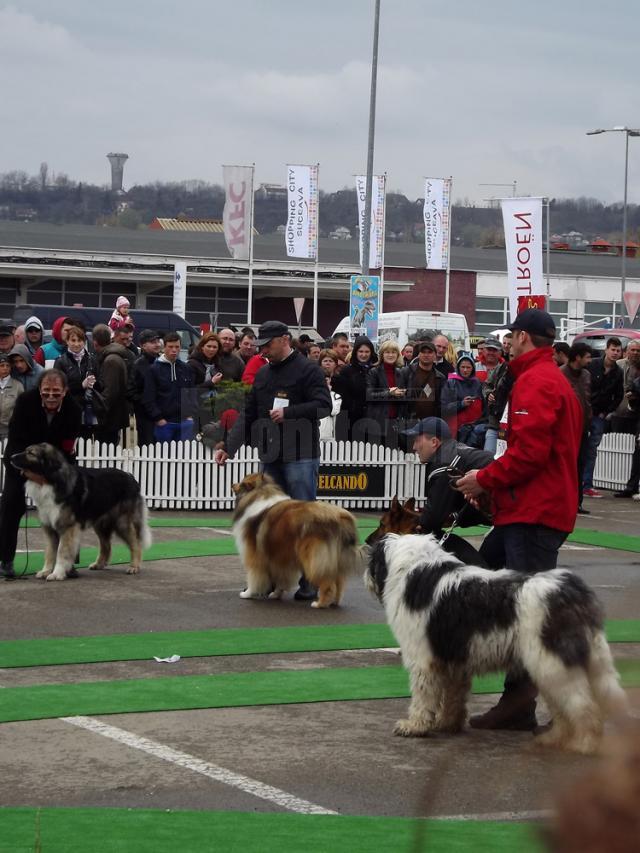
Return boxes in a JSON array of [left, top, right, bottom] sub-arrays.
[[61, 715, 338, 816]]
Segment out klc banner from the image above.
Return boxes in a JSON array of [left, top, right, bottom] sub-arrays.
[[222, 165, 254, 261], [501, 197, 544, 320]]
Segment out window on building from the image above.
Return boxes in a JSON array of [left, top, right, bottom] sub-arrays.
[[584, 301, 616, 329], [474, 296, 507, 336]]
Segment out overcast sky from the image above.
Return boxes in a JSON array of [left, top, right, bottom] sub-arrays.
[[1, 1, 638, 205]]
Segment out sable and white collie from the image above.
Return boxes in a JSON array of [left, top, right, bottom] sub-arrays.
[[366, 533, 628, 754], [231, 472, 358, 608]]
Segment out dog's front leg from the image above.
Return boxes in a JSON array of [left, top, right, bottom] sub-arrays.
[[434, 668, 471, 733], [394, 667, 442, 737], [47, 527, 80, 582], [35, 526, 59, 579]]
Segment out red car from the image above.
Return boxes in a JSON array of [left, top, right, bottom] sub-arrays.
[[572, 328, 640, 354]]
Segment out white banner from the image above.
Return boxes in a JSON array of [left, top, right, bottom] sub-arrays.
[[285, 164, 319, 259], [356, 174, 386, 269], [172, 261, 187, 318], [222, 165, 254, 260], [423, 177, 451, 270], [501, 197, 544, 321]]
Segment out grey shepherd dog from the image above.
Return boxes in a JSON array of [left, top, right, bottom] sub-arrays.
[[11, 443, 152, 581], [366, 533, 628, 754]]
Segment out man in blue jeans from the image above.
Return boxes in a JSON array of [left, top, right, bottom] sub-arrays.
[[215, 320, 331, 599], [143, 333, 197, 443]]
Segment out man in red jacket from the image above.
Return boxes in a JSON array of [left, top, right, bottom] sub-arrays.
[[455, 308, 583, 731]]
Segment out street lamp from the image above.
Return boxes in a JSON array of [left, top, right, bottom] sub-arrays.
[[586, 126, 640, 298]]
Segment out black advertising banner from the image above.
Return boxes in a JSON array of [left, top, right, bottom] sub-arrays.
[[317, 465, 386, 498]]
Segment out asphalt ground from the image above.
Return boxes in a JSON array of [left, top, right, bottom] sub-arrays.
[[0, 495, 639, 830]]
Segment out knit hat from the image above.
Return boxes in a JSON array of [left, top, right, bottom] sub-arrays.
[[116, 296, 130, 309]]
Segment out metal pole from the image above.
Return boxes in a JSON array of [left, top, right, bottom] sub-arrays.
[[621, 131, 629, 299], [545, 198, 551, 296], [361, 0, 381, 277]]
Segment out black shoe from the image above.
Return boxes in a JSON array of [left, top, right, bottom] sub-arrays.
[[469, 685, 538, 731], [1, 561, 16, 581], [614, 490, 634, 498], [67, 567, 80, 579], [577, 507, 590, 515], [294, 578, 318, 601]]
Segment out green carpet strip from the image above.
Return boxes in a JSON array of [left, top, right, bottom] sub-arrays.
[[1, 660, 638, 724], [0, 808, 544, 853], [0, 620, 637, 670]]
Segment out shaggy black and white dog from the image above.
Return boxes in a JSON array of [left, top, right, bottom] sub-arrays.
[[366, 533, 628, 754], [11, 443, 151, 581]]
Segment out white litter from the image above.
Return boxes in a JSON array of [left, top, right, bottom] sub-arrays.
[[153, 655, 181, 663]]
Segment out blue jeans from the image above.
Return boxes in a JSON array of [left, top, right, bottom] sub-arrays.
[[154, 420, 195, 443], [261, 458, 320, 501], [582, 415, 606, 490], [479, 523, 567, 574], [483, 427, 498, 455]]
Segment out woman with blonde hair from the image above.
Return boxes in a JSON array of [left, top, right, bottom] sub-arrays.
[[366, 340, 407, 446]]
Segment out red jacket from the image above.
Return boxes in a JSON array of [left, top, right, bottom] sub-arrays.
[[241, 353, 269, 385], [476, 346, 582, 532]]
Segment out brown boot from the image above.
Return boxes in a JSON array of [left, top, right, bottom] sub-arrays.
[[469, 685, 538, 731]]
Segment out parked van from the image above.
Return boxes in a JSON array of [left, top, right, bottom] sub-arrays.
[[12, 304, 201, 354], [332, 310, 471, 353]]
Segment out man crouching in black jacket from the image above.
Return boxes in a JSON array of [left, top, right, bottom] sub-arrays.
[[402, 417, 494, 559], [215, 320, 331, 600]]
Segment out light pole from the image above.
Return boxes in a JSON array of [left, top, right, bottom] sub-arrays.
[[361, 0, 381, 277], [587, 126, 640, 298]]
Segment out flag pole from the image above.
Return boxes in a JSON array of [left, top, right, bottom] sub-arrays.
[[313, 163, 319, 330], [247, 163, 255, 325], [444, 176, 453, 313]]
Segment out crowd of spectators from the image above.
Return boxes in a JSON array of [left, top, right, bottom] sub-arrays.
[[0, 299, 638, 497]]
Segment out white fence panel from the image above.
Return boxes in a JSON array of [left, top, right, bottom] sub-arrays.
[[0, 433, 636, 510]]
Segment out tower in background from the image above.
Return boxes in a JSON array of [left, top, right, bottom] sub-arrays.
[[106, 153, 129, 192]]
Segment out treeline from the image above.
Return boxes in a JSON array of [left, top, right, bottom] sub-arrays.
[[1, 167, 639, 248]]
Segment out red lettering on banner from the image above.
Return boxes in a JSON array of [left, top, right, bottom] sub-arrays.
[[228, 182, 245, 203], [513, 211, 532, 229], [516, 231, 532, 244], [517, 267, 531, 280]]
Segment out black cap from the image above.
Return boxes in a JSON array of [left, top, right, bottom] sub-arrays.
[[298, 333, 313, 343], [418, 341, 436, 353], [139, 329, 161, 344], [402, 417, 451, 440], [255, 320, 289, 346], [482, 337, 502, 349], [508, 308, 556, 339], [0, 325, 14, 337], [0, 353, 9, 363]]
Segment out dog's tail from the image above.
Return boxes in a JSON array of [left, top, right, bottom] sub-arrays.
[[588, 630, 629, 719]]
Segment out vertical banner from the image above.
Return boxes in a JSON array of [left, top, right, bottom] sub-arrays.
[[423, 177, 452, 269], [285, 164, 319, 259], [350, 274, 380, 341], [501, 197, 544, 321], [222, 165, 254, 260], [172, 261, 187, 318], [356, 174, 386, 269]]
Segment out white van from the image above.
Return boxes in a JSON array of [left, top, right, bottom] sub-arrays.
[[332, 310, 470, 353]]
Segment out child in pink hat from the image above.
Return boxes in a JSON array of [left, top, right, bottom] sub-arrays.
[[109, 296, 134, 332]]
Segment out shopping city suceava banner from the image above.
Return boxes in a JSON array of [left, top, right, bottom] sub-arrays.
[[501, 197, 544, 321], [222, 165, 254, 261], [285, 164, 319, 260], [356, 175, 386, 269], [423, 178, 452, 270]]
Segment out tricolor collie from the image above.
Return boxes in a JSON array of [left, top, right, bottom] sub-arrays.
[[11, 443, 152, 581], [232, 472, 358, 608], [366, 533, 628, 754]]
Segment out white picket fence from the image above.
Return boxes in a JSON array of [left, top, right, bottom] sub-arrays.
[[0, 433, 636, 510]]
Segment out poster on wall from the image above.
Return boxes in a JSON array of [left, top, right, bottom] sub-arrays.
[[349, 275, 380, 341]]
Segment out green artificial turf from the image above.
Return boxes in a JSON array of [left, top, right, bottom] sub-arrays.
[[0, 620, 637, 670], [1, 660, 638, 724], [0, 807, 545, 853]]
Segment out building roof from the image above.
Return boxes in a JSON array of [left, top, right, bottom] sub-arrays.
[[150, 218, 226, 232]]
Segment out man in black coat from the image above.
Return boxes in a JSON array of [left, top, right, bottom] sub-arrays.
[[131, 329, 162, 446], [403, 416, 494, 537], [0, 369, 82, 579]]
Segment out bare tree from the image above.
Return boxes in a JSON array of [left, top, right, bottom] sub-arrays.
[[39, 162, 49, 191]]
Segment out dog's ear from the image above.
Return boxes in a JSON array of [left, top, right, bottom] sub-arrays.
[[389, 496, 401, 516], [404, 497, 416, 512], [231, 482, 241, 495], [368, 539, 389, 598]]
